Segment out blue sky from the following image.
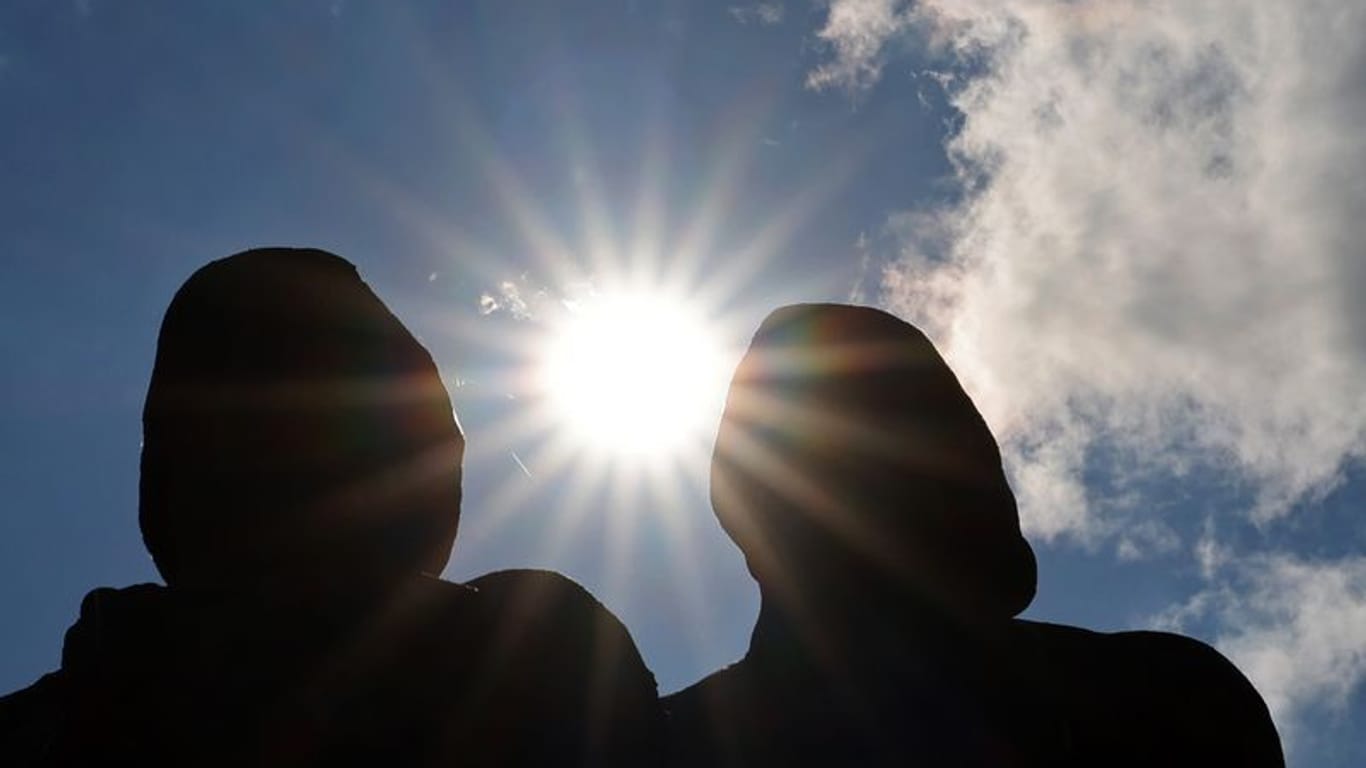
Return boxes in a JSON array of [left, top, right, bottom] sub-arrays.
[[2, 2, 1363, 765]]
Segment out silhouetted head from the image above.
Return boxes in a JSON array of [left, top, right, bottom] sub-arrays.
[[140, 248, 464, 594], [712, 304, 1035, 624]]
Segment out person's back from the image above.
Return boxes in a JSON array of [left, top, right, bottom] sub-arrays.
[[465, 569, 665, 766], [0, 249, 663, 767], [5, 575, 661, 766], [668, 621, 1279, 766], [664, 303, 1281, 767], [1013, 620, 1280, 765]]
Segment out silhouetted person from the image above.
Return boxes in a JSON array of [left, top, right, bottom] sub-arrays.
[[664, 304, 1282, 767], [0, 248, 663, 766]]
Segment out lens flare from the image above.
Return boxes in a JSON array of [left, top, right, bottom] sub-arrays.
[[541, 292, 729, 462]]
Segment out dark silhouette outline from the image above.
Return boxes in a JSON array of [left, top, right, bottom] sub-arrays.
[[0, 248, 663, 767], [664, 303, 1283, 767]]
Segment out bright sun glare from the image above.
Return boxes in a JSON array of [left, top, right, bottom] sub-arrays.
[[541, 291, 729, 462]]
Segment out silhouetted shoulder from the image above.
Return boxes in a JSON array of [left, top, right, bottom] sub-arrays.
[[466, 569, 666, 767], [1016, 620, 1283, 767], [0, 671, 65, 764], [1111, 630, 1282, 765], [663, 665, 755, 768], [470, 569, 641, 647], [3, 576, 661, 767], [0, 584, 179, 765]]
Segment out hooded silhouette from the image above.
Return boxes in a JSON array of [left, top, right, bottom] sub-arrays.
[[664, 303, 1282, 767], [139, 248, 464, 595], [1, 249, 663, 767]]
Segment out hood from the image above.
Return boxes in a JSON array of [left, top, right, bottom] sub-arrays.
[[140, 248, 463, 592], [711, 303, 1036, 622]]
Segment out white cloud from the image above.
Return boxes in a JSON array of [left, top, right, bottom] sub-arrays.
[[1154, 554, 1366, 746], [479, 280, 533, 319], [1115, 518, 1180, 562], [729, 3, 785, 27], [807, 0, 916, 91], [813, 0, 1366, 541]]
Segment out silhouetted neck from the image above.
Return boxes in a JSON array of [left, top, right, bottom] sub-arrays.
[[167, 572, 427, 615], [748, 589, 1007, 685]]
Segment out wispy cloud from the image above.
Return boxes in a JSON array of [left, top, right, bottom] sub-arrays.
[[478, 277, 603, 323], [812, 0, 1366, 543], [729, 3, 786, 27], [1154, 553, 1366, 746], [807, 0, 915, 91], [479, 280, 534, 319]]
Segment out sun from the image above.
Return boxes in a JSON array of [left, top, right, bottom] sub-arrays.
[[539, 290, 730, 463]]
